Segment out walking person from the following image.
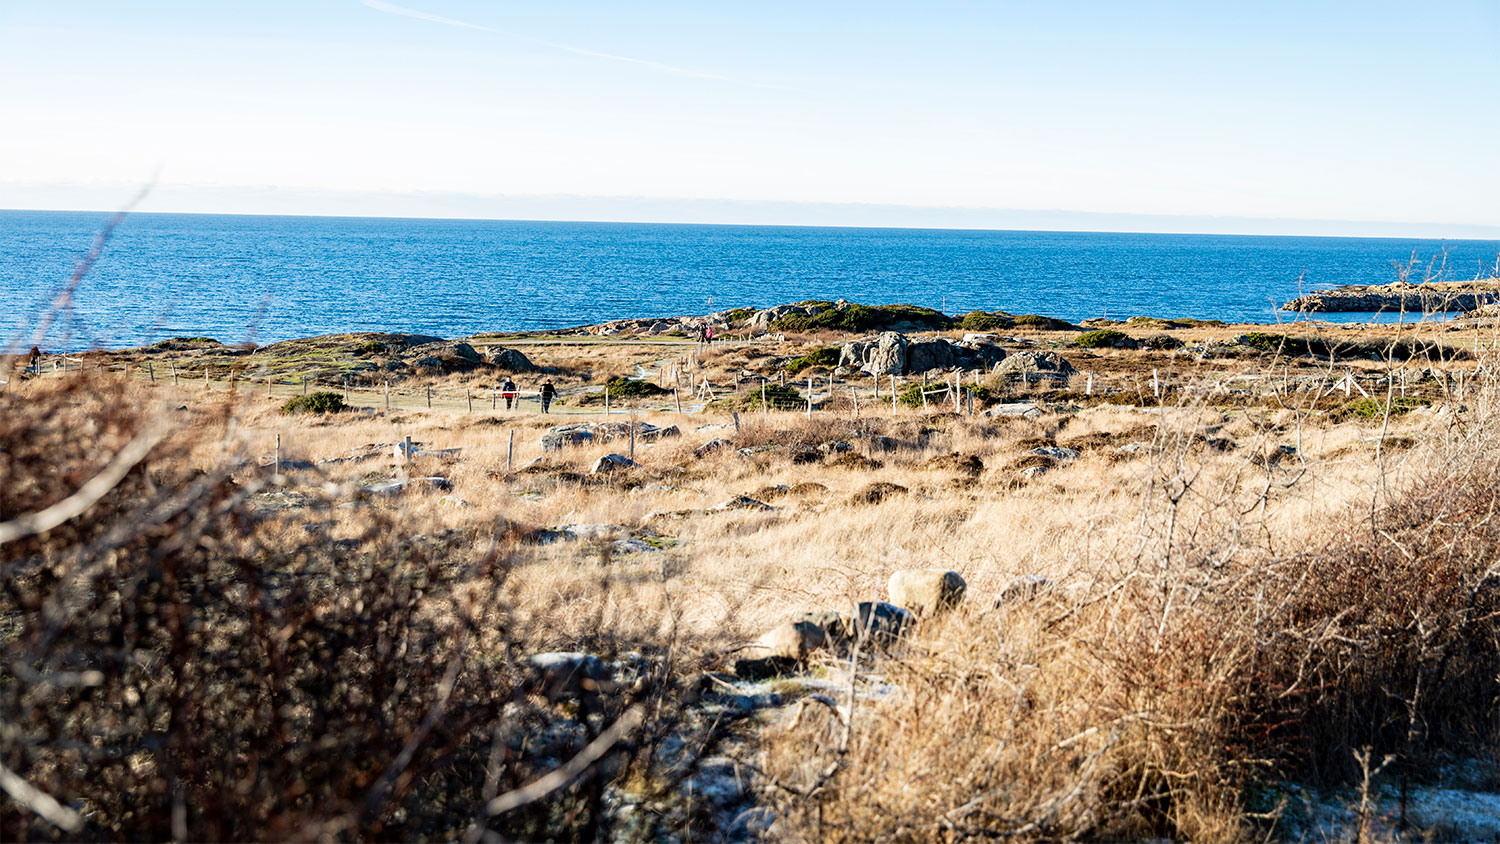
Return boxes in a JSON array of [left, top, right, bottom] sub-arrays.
[[539, 379, 556, 414], [501, 377, 517, 410]]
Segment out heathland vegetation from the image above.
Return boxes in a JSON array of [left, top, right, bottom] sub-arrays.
[[5, 299, 1500, 841]]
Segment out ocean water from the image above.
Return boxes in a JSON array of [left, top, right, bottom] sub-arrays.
[[1, 210, 1495, 350]]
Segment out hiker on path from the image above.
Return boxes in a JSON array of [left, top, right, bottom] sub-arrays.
[[539, 379, 556, 414], [501, 377, 517, 410], [705, 325, 714, 344], [27, 346, 40, 373]]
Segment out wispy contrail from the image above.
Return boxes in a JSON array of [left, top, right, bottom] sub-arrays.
[[359, 0, 766, 86]]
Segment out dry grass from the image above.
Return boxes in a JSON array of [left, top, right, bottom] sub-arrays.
[[5, 311, 1500, 841]]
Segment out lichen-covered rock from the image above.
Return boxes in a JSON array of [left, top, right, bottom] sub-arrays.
[[861, 332, 909, 375], [994, 350, 1079, 383], [887, 569, 967, 615]]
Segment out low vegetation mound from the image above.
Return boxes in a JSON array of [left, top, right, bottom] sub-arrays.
[[281, 391, 347, 414], [957, 310, 1014, 331], [771, 303, 951, 333], [603, 375, 670, 398], [1074, 328, 1138, 349], [785, 345, 841, 374], [1236, 332, 1468, 362]]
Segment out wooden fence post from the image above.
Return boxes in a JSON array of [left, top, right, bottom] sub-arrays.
[[890, 375, 897, 414], [605, 386, 611, 417], [426, 385, 432, 408], [806, 376, 813, 417], [507, 430, 514, 472], [851, 387, 858, 419], [761, 381, 767, 413], [384, 380, 390, 413], [467, 390, 473, 412], [275, 434, 281, 476], [674, 388, 682, 415], [147, 363, 154, 383]]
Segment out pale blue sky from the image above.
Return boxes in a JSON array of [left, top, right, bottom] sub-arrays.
[[2, 1, 1497, 235]]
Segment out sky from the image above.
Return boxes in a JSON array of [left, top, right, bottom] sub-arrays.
[[1, 0, 1497, 236]]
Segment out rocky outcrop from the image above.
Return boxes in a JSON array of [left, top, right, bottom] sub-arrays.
[[887, 569, 967, 615], [1282, 281, 1500, 313], [838, 331, 1007, 376], [541, 421, 680, 451]]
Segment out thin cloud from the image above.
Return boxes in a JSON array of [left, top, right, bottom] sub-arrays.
[[359, 0, 772, 87]]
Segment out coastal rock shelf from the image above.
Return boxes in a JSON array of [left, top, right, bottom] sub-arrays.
[[1282, 280, 1500, 313]]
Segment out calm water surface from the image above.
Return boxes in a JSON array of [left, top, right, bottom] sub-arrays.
[[1, 210, 1495, 349]]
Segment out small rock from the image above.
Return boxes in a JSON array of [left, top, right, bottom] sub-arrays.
[[987, 402, 1043, 419], [887, 569, 967, 615], [997, 574, 1052, 604], [795, 610, 848, 641], [439, 495, 473, 508], [1027, 446, 1080, 462], [746, 621, 827, 661], [845, 601, 914, 645], [590, 453, 639, 474], [714, 495, 773, 512], [612, 538, 660, 554], [527, 652, 609, 700], [1019, 465, 1049, 480], [817, 440, 853, 454], [695, 438, 733, 457]]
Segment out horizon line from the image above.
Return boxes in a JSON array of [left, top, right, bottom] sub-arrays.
[[5, 205, 1500, 243]]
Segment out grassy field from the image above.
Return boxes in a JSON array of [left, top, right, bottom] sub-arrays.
[[4, 313, 1500, 841]]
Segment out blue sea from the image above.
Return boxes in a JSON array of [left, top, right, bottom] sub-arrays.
[[1, 210, 1496, 350]]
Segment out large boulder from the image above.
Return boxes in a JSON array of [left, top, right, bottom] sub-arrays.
[[490, 347, 536, 372], [906, 338, 956, 373], [842, 331, 911, 375], [887, 569, 967, 615], [993, 351, 1079, 383]]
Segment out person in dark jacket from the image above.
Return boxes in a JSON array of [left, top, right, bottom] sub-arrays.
[[502, 377, 517, 410], [539, 379, 556, 413]]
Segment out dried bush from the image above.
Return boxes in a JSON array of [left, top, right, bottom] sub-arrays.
[[0, 375, 732, 842]]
